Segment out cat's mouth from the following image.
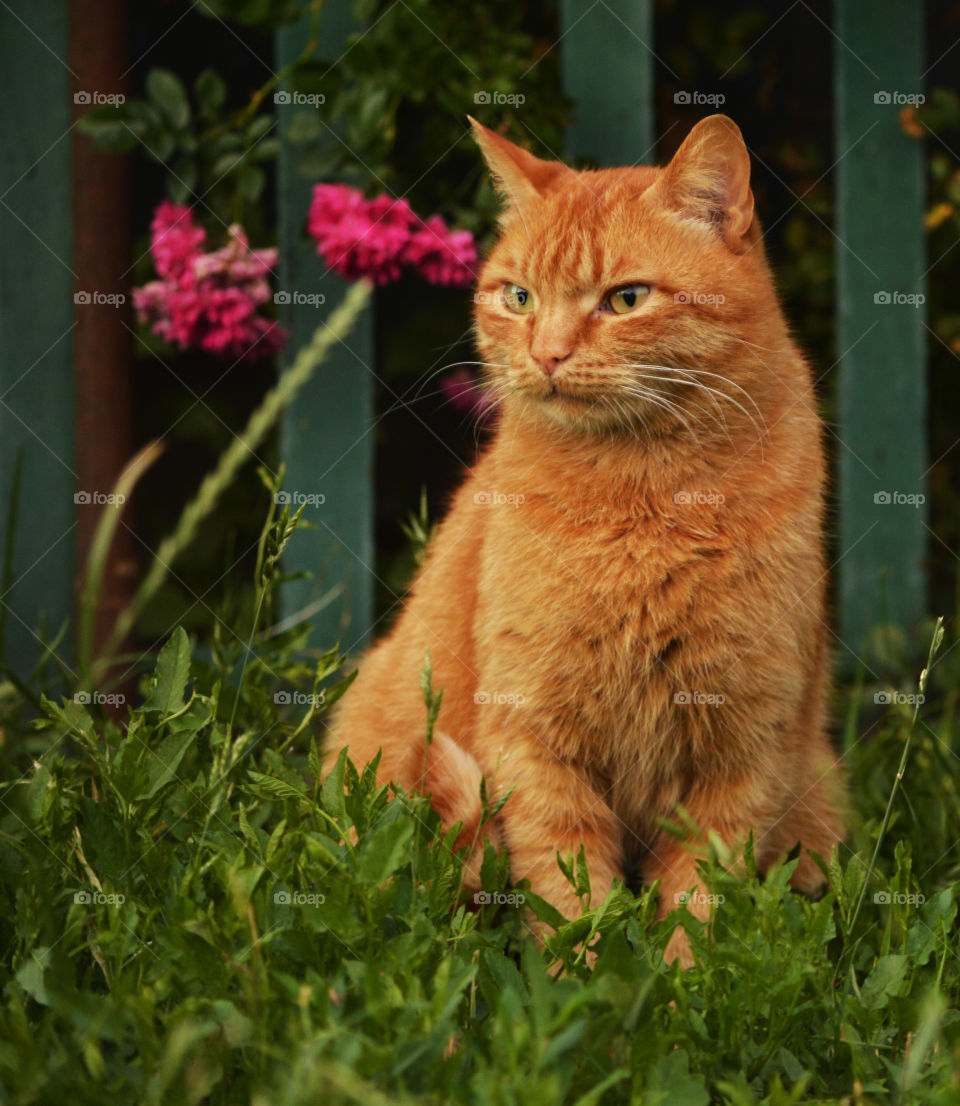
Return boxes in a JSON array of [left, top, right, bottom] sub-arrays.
[[542, 380, 593, 405]]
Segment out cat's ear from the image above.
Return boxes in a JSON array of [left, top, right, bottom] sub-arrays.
[[653, 114, 755, 252], [469, 117, 563, 215]]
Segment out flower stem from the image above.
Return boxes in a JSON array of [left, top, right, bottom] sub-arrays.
[[94, 279, 372, 677]]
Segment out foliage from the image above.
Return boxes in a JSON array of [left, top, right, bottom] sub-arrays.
[[77, 0, 569, 243], [1, 498, 960, 1102], [78, 64, 283, 222], [286, 0, 570, 239], [88, 280, 371, 685]]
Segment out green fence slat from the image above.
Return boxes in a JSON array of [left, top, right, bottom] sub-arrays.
[[834, 0, 927, 654], [0, 0, 75, 678], [275, 3, 374, 657], [560, 0, 654, 163]]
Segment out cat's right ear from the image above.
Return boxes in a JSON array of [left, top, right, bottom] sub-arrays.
[[469, 118, 562, 216]]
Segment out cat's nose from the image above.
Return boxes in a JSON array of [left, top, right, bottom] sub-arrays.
[[530, 342, 572, 378]]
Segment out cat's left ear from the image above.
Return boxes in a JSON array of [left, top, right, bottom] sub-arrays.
[[652, 114, 755, 253], [469, 117, 564, 216]]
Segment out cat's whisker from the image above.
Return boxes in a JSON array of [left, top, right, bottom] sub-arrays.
[[410, 360, 510, 405], [606, 395, 652, 443], [618, 382, 705, 453], [718, 330, 793, 355], [397, 377, 497, 411], [622, 362, 768, 459], [371, 363, 507, 424], [627, 370, 734, 444], [625, 362, 766, 430], [604, 392, 655, 442]]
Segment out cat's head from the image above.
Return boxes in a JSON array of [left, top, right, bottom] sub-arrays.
[[471, 115, 781, 438]]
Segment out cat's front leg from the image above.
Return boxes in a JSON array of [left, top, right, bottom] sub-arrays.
[[490, 742, 625, 928], [643, 834, 728, 968], [642, 776, 788, 966]]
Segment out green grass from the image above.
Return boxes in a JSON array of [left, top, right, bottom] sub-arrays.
[[1, 501, 959, 1104]]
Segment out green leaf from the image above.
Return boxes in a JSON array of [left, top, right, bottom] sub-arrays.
[[321, 746, 349, 822], [419, 650, 443, 745], [314, 668, 356, 716], [574, 842, 591, 899], [194, 69, 227, 114], [245, 113, 274, 143], [76, 105, 141, 152], [246, 771, 307, 803], [482, 949, 529, 1005], [15, 950, 52, 1006], [143, 627, 191, 714], [210, 152, 245, 180], [645, 1050, 709, 1106], [146, 68, 191, 129], [569, 1070, 630, 1106], [861, 953, 909, 1010], [237, 164, 265, 201], [140, 730, 196, 800], [907, 888, 958, 964], [355, 813, 414, 884], [522, 888, 567, 930]]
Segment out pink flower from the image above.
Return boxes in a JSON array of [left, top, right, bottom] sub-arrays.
[[404, 217, 477, 287], [149, 199, 206, 281], [307, 183, 477, 287], [133, 203, 285, 361]]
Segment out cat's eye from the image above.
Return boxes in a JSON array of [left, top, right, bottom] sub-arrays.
[[502, 283, 535, 314], [605, 284, 651, 314]]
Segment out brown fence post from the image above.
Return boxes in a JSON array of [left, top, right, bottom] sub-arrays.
[[71, 0, 136, 675]]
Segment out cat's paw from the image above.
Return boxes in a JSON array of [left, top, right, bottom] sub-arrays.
[[663, 924, 695, 969]]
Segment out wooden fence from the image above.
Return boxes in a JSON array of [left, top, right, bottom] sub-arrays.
[[0, 0, 926, 679]]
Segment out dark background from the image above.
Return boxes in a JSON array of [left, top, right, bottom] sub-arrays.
[[123, 0, 960, 656]]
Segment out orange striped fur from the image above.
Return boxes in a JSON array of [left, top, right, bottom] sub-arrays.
[[326, 115, 847, 965]]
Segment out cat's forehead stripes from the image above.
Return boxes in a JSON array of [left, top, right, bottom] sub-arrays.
[[522, 170, 661, 298]]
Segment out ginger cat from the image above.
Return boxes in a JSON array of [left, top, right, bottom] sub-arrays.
[[327, 114, 847, 965]]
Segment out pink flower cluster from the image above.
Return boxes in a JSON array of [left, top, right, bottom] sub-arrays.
[[307, 184, 477, 287], [133, 201, 286, 361]]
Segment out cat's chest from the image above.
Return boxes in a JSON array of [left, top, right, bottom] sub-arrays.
[[481, 486, 719, 609], [475, 488, 725, 690]]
